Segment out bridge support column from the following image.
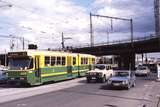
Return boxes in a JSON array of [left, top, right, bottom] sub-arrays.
[[118, 52, 135, 70]]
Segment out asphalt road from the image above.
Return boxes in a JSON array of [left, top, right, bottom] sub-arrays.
[[0, 73, 160, 107]]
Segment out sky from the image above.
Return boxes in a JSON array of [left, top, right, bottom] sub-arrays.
[[0, 0, 158, 57]]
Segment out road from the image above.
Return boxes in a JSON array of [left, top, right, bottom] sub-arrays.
[[0, 73, 160, 107]]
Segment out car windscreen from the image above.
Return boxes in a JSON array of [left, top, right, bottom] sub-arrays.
[[137, 66, 147, 70], [95, 65, 105, 70], [115, 72, 129, 77]]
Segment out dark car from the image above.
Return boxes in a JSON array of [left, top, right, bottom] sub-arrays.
[[107, 70, 136, 90]]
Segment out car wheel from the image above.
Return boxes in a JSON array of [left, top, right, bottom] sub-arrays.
[[101, 75, 106, 83], [87, 78, 91, 83], [110, 74, 112, 78], [132, 82, 136, 87]]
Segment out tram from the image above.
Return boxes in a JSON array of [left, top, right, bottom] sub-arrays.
[[6, 50, 96, 86]]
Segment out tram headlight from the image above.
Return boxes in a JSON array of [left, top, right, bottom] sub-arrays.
[[20, 77, 25, 80]]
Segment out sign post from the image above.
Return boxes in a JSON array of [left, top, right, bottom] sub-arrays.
[[157, 63, 160, 81]]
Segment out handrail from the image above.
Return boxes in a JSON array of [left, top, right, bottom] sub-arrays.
[[72, 35, 158, 49]]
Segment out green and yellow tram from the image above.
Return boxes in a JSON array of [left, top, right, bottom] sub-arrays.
[[6, 50, 96, 86]]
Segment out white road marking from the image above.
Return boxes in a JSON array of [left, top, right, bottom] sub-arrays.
[[17, 103, 27, 107]]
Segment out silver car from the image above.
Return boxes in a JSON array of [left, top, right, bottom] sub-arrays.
[[108, 70, 136, 90]]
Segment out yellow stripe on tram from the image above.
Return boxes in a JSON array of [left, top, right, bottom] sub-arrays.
[[41, 72, 67, 77], [41, 69, 89, 77]]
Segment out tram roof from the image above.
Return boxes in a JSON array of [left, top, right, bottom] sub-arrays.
[[8, 50, 96, 57]]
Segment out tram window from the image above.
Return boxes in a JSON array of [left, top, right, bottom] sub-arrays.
[[81, 58, 83, 65], [45, 56, 50, 66], [86, 58, 88, 64], [57, 57, 61, 65], [92, 58, 95, 64], [28, 58, 33, 69], [62, 57, 66, 65], [83, 58, 86, 65], [73, 57, 76, 65], [51, 57, 56, 66]]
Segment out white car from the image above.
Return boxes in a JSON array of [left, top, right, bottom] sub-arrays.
[[86, 64, 113, 83], [135, 66, 150, 76]]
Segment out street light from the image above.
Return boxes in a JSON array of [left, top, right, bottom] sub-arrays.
[[0, 4, 12, 8]]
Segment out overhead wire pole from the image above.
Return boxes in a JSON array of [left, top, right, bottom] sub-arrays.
[[90, 13, 133, 47], [61, 32, 72, 50], [90, 12, 94, 47], [0, 34, 30, 50], [61, 32, 65, 49], [130, 19, 134, 47]]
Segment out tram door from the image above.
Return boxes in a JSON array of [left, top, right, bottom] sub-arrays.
[[67, 56, 72, 77], [35, 56, 41, 79]]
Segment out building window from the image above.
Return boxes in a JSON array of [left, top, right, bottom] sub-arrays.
[[51, 56, 56, 66], [62, 57, 66, 65], [73, 57, 76, 65], [57, 57, 61, 65], [45, 56, 50, 66]]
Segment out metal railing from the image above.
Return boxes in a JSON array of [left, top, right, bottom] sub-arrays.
[[72, 34, 158, 49]]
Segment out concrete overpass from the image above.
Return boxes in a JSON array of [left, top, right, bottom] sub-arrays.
[[72, 35, 160, 70]]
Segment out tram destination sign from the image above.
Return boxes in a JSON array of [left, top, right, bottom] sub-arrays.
[[8, 52, 27, 57]]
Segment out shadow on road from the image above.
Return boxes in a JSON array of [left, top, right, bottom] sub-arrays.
[[100, 85, 127, 91], [78, 79, 104, 84]]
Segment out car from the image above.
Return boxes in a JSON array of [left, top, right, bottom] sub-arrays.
[[135, 66, 150, 76], [143, 64, 157, 73], [86, 64, 113, 83], [107, 70, 136, 90]]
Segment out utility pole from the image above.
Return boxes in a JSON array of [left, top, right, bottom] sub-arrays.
[[90, 13, 133, 46], [155, 0, 160, 36], [22, 37, 25, 50], [90, 12, 94, 47], [61, 32, 72, 50], [4, 49, 7, 67], [61, 32, 65, 49], [130, 19, 134, 47]]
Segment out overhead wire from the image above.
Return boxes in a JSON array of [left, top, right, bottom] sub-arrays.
[[0, 0, 63, 38]]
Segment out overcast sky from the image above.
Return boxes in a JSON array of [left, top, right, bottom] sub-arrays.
[[0, 0, 156, 53]]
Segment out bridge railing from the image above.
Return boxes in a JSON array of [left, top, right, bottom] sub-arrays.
[[72, 34, 158, 49]]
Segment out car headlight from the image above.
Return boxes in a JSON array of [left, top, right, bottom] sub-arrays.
[[122, 80, 128, 84], [98, 73, 102, 76]]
